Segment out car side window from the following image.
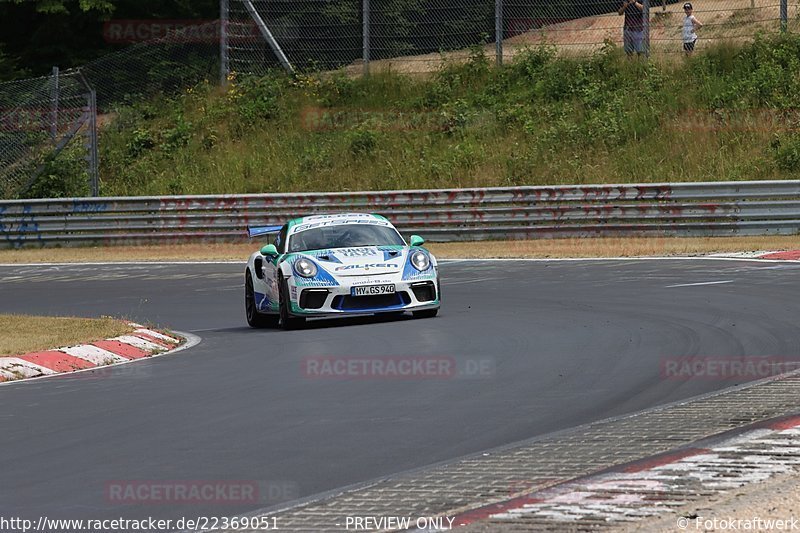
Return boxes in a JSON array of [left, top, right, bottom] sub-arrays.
[[276, 225, 288, 253]]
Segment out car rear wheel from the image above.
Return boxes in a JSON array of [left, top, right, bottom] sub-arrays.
[[245, 271, 278, 328], [412, 309, 438, 319], [280, 278, 305, 330]]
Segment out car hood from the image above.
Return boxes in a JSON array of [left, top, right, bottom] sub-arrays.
[[299, 246, 406, 276]]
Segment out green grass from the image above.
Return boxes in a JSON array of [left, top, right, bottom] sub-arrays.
[[31, 34, 800, 197]]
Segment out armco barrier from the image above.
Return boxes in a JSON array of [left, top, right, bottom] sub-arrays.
[[1, 180, 800, 248]]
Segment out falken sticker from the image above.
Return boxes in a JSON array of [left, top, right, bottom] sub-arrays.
[[335, 263, 400, 271]]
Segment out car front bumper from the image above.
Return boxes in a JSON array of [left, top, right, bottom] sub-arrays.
[[289, 278, 440, 316]]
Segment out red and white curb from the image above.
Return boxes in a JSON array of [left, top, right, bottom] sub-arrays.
[[0, 323, 188, 384], [453, 416, 800, 529], [710, 249, 800, 261]]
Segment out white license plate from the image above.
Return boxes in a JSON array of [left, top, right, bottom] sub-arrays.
[[351, 284, 396, 296]]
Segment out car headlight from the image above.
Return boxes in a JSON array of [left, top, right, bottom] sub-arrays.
[[410, 250, 430, 271], [293, 257, 318, 278]]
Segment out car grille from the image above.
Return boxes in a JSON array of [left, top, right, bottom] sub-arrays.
[[300, 289, 329, 309], [333, 293, 411, 311], [411, 281, 437, 302]]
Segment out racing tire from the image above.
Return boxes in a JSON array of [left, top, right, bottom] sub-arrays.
[[280, 278, 305, 331], [245, 271, 279, 328], [412, 309, 438, 319]]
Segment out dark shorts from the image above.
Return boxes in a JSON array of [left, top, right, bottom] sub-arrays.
[[624, 29, 645, 54], [683, 40, 696, 52]]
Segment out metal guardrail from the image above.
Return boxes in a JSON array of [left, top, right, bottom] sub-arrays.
[[1, 180, 800, 248]]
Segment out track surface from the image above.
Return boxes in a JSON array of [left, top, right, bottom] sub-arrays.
[[1, 259, 799, 524]]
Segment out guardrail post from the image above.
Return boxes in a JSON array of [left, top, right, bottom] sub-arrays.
[[363, 0, 370, 76]]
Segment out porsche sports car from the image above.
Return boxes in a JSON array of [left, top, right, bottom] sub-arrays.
[[244, 213, 441, 329]]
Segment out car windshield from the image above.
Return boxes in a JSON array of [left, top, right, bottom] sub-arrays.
[[288, 223, 405, 252]]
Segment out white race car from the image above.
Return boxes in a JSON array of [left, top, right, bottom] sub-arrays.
[[244, 213, 441, 329]]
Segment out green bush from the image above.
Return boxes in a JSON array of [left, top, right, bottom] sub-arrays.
[[348, 129, 378, 156], [772, 134, 800, 172], [91, 32, 800, 196], [24, 145, 90, 199], [126, 128, 156, 159]]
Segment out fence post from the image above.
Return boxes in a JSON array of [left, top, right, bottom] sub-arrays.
[[87, 89, 99, 196], [643, 0, 650, 57], [220, 0, 229, 85], [495, 0, 503, 66], [50, 66, 59, 144], [780, 0, 787, 32], [242, 0, 294, 74], [363, 0, 370, 76]]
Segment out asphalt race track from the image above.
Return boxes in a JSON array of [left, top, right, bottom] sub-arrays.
[[1, 258, 799, 525]]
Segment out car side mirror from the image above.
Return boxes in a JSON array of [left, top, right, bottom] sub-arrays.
[[260, 244, 278, 257], [409, 235, 425, 247]]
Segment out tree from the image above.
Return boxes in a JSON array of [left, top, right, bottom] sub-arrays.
[[9, 0, 115, 15]]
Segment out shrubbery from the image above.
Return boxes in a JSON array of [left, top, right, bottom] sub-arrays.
[[92, 33, 800, 197]]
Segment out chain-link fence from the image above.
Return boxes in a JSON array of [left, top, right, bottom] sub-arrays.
[[224, 0, 794, 75], [81, 21, 220, 111], [0, 69, 96, 199], [504, 0, 792, 57], [0, 23, 219, 199]]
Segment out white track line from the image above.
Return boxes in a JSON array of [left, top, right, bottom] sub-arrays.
[[666, 280, 735, 288]]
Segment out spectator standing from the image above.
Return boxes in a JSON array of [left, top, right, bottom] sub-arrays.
[[682, 3, 703, 55], [618, 0, 645, 58]]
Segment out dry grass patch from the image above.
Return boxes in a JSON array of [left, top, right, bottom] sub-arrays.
[[0, 236, 798, 264], [0, 315, 133, 357]]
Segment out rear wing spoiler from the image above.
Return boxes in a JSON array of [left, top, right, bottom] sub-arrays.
[[247, 225, 282, 239]]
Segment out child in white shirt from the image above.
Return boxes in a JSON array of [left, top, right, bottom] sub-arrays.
[[683, 3, 703, 55]]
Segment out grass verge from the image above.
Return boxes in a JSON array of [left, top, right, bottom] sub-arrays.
[[0, 315, 133, 357], [27, 33, 800, 198], [0, 236, 797, 263]]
